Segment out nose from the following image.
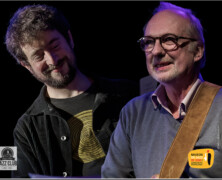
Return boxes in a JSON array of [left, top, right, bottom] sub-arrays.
[[151, 39, 165, 56], [45, 51, 59, 66]]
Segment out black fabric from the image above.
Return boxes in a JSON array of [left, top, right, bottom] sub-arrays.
[[12, 77, 139, 178], [49, 82, 96, 115], [49, 83, 101, 176]]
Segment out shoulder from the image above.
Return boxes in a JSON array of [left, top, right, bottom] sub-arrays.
[[128, 91, 153, 105], [117, 92, 154, 133], [13, 113, 33, 138], [24, 86, 50, 115], [201, 85, 222, 125], [210, 88, 222, 106], [215, 87, 222, 98], [14, 86, 49, 132], [121, 92, 153, 113]]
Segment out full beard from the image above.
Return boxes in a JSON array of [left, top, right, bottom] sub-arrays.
[[32, 59, 76, 89]]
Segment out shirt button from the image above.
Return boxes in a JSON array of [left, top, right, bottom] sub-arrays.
[[61, 136, 67, 141], [48, 105, 53, 111], [63, 172, 68, 177]]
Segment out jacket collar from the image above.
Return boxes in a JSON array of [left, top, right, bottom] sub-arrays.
[[26, 78, 110, 116]]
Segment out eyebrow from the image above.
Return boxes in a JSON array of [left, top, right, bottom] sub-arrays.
[[48, 37, 60, 46], [30, 37, 60, 59]]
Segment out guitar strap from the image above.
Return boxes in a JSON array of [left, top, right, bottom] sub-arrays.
[[159, 81, 221, 178]]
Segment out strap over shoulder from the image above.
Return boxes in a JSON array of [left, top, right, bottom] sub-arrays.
[[159, 81, 221, 178]]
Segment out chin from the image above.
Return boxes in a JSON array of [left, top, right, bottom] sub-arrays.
[[152, 74, 177, 84]]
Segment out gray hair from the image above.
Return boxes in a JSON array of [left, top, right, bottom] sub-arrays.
[[145, 2, 206, 69]]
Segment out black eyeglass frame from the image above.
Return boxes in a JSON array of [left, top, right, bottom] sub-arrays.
[[137, 33, 197, 52]]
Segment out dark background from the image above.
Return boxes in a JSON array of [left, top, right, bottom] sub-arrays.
[[0, 1, 221, 177]]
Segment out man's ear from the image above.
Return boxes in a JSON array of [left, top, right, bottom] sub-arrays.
[[20, 60, 32, 73], [68, 30, 74, 49], [194, 45, 204, 62]]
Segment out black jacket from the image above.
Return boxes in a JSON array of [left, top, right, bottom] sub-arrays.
[[12, 77, 139, 178]]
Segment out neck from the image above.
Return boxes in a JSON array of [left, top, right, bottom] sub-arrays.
[[46, 70, 93, 99], [163, 74, 199, 118]]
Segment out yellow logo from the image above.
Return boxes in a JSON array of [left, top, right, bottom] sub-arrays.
[[188, 149, 214, 169]]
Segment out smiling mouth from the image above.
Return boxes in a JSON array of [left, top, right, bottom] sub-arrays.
[[44, 59, 65, 74], [154, 62, 172, 68]]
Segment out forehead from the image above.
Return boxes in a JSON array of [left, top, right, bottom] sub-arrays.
[[21, 30, 63, 58], [23, 30, 62, 47], [145, 10, 190, 36]]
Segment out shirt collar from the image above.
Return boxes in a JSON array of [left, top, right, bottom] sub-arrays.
[[151, 74, 204, 119]]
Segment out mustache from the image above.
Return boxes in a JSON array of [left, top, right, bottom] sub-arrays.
[[152, 57, 173, 66], [43, 58, 66, 74]]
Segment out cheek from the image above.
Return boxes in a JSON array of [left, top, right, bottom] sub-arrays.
[[31, 61, 48, 73], [62, 42, 73, 55], [177, 50, 194, 64], [59, 45, 74, 60], [145, 54, 153, 67]]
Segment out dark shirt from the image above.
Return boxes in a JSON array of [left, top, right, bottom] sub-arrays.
[[49, 82, 102, 176], [12, 77, 139, 178]]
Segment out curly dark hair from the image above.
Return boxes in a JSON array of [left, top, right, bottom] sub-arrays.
[[5, 4, 71, 65]]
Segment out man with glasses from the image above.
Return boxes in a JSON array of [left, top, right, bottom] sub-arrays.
[[102, 2, 222, 178], [5, 4, 139, 178]]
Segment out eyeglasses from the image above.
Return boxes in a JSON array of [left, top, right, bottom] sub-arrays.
[[137, 33, 197, 53]]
